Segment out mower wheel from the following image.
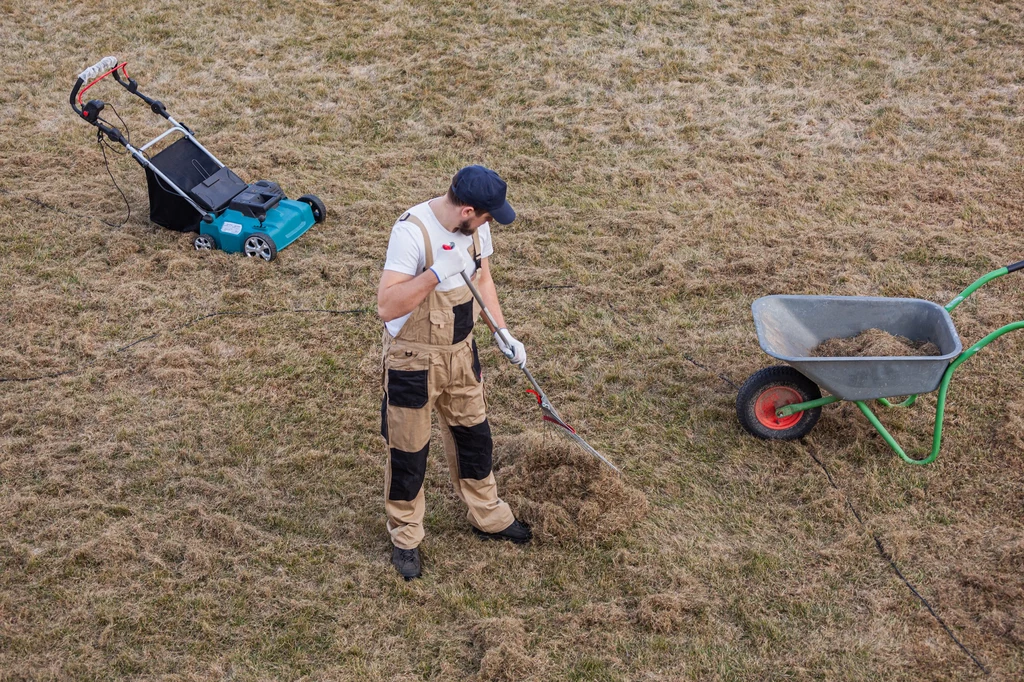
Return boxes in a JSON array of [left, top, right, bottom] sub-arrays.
[[243, 233, 278, 262], [193, 233, 217, 251], [298, 194, 326, 223], [737, 366, 822, 441]]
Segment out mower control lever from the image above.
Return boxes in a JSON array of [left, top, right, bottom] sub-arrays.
[[113, 68, 171, 120], [82, 99, 105, 124]]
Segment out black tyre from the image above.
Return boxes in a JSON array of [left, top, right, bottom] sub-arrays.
[[736, 366, 822, 441], [243, 233, 278, 262], [297, 194, 326, 223], [193, 233, 217, 250]]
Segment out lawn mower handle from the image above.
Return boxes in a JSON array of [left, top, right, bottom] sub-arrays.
[[69, 63, 129, 145], [70, 56, 118, 111], [70, 57, 121, 128], [78, 56, 118, 84], [70, 57, 177, 130], [1008, 259, 1024, 274]]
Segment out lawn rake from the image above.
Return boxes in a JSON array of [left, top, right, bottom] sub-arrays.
[[458, 271, 621, 475], [736, 259, 1024, 464]]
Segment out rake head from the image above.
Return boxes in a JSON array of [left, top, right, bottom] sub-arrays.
[[526, 390, 621, 475]]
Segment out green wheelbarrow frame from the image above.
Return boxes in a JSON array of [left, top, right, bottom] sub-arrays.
[[741, 260, 1024, 465]]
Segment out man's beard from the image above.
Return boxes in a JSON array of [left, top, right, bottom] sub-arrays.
[[457, 219, 477, 236]]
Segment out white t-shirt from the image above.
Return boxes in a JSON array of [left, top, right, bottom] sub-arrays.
[[383, 199, 494, 337]]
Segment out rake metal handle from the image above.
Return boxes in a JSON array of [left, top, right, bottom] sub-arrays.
[[458, 271, 621, 475], [459, 271, 554, 409]]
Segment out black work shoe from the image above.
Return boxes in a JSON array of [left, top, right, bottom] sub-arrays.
[[473, 519, 532, 544], [391, 546, 422, 580]]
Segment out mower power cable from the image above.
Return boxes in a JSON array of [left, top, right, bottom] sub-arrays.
[[520, 284, 576, 292], [805, 442, 989, 675], [0, 307, 372, 384], [680, 350, 739, 391], [692, 353, 989, 675], [0, 186, 124, 231], [0, 106, 131, 230], [94, 103, 132, 229]]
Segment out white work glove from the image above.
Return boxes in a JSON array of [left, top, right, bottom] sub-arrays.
[[428, 244, 472, 283], [494, 328, 527, 369]]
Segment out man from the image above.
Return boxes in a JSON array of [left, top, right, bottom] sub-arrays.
[[377, 165, 532, 580]]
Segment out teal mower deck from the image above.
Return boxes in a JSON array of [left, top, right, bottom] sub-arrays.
[[737, 259, 1024, 464], [71, 56, 325, 261]]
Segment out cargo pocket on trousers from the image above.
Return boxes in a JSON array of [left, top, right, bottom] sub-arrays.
[[429, 309, 452, 332], [387, 368, 428, 408]]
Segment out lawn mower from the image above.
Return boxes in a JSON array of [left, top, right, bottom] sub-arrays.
[[736, 259, 1024, 464], [70, 57, 325, 261]]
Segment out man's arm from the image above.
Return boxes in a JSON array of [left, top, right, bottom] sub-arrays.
[[378, 244, 473, 322], [377, 269, 439, 323], [475, 257, 527, 368]]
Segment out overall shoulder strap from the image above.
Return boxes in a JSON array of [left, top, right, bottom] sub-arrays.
[[471, 230, 482, 269], [399, 211, 433, 270]]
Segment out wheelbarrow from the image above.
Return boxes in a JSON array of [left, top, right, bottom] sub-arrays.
[[736, 259, 1024, 464]]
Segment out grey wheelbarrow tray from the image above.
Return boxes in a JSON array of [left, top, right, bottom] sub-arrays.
[[754, 296, 962, 401], [747, 259, 1024, 465]]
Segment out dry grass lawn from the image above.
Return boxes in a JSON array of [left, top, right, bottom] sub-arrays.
[[2, 0, 1023, 679]]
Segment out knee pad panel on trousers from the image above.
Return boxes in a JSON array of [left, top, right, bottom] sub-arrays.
[[388, 444, 429, 501], [387, 369, 428, 409], [450, 420, 493, 480]]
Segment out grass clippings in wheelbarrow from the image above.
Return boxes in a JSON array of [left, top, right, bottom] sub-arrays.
[[812, 328, 942, 358], [494, 431, 647, 545]]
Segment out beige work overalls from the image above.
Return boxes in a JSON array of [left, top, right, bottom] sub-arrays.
[[381, 213, 514, 549]]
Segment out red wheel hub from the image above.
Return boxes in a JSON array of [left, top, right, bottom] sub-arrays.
[[754, 386, 804, 430]]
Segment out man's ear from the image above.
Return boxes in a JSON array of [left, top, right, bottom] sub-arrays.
[[460, 206, 477, 219]]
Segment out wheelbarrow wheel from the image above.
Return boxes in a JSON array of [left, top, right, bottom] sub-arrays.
[[737, 366, 822, 441]]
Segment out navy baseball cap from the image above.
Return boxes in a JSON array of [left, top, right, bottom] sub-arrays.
[[450, 165, 516, 224]]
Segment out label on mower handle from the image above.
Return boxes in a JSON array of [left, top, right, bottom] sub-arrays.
[[221, 221, 242, 235]]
